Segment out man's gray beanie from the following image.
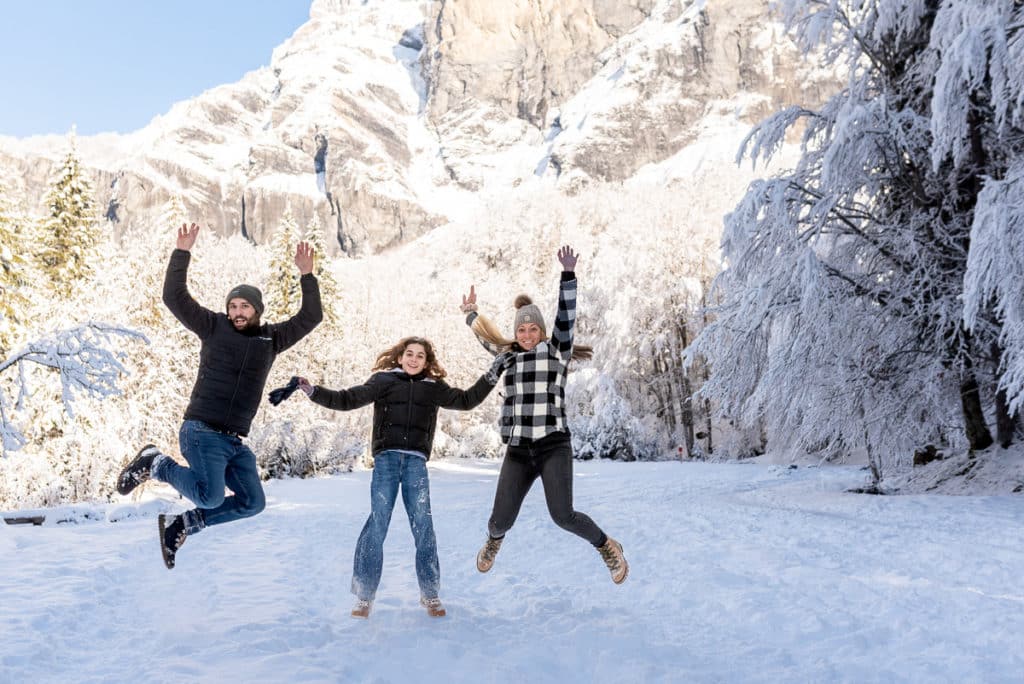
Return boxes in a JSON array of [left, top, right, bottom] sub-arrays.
[[226, 284, 264, 316]]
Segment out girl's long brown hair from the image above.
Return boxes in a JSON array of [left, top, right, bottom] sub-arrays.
[[373, 336, 448, 379], [471, 294, 593, 362]]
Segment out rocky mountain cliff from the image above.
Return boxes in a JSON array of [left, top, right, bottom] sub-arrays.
[[0, 0, 834, 255]]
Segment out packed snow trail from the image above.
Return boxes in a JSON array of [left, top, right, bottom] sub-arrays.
[[1, 460, 1022, 683]]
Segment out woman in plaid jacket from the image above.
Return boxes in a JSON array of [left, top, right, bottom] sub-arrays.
[[460, 245, 629, 585]]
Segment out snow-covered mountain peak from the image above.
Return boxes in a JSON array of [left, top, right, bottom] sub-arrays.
[[0, 0, 835, 254]]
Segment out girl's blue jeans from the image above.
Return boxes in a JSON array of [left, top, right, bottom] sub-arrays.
[[351, 450, 439, 601]]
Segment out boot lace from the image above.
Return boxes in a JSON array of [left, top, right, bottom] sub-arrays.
[[480, 536, 502, 563], [171, 528, 187, 552], [164, 518, 187, 552], [599, 540, 623, 573]]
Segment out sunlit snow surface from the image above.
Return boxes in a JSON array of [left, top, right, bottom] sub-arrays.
[[1, 460, 1022, 683]]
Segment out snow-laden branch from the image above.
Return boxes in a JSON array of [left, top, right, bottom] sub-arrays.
[[931, 2, 1023, 170], [964, 159, 1024, 411], [0, 322, 149, 454]]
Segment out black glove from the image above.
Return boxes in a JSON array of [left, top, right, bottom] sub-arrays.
[[486, 351, 516, 384], [268, 376, 301, 406]]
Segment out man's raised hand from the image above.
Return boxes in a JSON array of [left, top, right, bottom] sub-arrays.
[[177, 223, 200, 251], [294, 241, 315, 275]]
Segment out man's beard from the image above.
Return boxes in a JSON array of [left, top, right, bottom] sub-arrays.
[[232, 316, 259, 331]]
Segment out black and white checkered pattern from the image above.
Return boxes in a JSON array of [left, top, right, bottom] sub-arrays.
[[470, 275, 577, 445]]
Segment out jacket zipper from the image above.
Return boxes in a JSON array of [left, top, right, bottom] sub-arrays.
[[225, 337, 252, 429], [404, 377, 414, 444]]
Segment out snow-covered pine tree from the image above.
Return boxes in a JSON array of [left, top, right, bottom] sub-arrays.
[[264, 206, 300, 320], [0, 190, 33, 356], [129, 193, 188, 325], [303, 211, 340, 325], [691, 0, 1024, 478], [37, 131, 100, 297], [159, 193, 187, 230]]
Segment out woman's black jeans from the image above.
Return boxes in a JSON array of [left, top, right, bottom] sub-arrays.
[[487, 431, 607, 547]]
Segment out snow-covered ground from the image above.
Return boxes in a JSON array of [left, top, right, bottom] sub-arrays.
[[1, 459, 1022, 683]]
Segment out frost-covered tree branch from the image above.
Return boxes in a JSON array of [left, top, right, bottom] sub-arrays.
[[0, 322, 148, 453]]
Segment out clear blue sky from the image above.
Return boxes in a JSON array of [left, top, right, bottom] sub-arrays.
[[0, 1, 311, 137]]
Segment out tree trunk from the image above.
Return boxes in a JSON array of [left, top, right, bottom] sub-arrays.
[[703, 394, 714, 455], [953, 101, 993, 452], [666, 326, 686, 436], [960, 371, 993, 451], [650, 355, 673, 433], [700, 279, 714, 455], [680, 380, 695, 455], [676, 320, 695, 454], [864, 424, 881, 485], [990, 341, 1016, 448], [994, 386, 1016, 448]]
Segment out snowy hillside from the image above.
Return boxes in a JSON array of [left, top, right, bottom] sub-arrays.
[[1, 460, 1022, 683]]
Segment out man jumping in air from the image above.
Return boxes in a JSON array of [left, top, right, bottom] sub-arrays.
[[116, 222, 323, 568]]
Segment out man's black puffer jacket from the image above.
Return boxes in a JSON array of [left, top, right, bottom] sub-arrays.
[[308, 369, 497, 458], [163, 249, 323, 436]]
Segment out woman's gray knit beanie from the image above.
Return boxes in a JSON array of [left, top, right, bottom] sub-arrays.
[[513, 294, 545, 333]]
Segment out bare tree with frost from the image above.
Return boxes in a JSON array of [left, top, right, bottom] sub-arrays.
[[691, 0, 1024, 478], [0, 323, 147, 453]]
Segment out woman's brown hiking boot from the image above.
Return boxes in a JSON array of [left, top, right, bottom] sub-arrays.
[[598, 537, 629, 584], [476, 535, 504, 573]]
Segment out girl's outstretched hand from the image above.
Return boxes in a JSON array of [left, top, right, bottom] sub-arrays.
[[297, 377, 314, 397], [461, 284, 478, 313], [557, 245, 578, 271]]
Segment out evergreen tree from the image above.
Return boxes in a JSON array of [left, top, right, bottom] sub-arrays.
[[264, 206, 300, 320], [38, 131, 99, 297], [0, 191, 33, 357], [158, 194, 187, 236], [303, 212, 340, 325], [129, 193, 188, 324]]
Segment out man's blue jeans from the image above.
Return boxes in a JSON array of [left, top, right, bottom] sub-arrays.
[[352, 450, 440, 601], [153, 419, 266, 533]]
